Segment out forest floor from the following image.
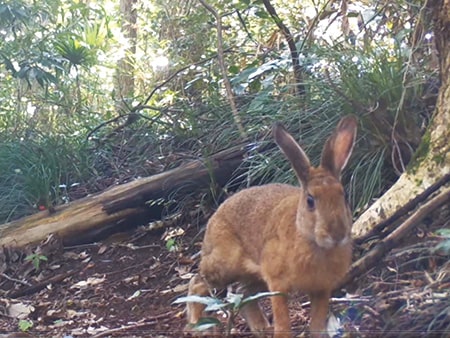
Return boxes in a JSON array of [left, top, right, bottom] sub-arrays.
[[1, 205, 449, 337]]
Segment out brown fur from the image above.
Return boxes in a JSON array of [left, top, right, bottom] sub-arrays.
[[186, 116, 358, 338]]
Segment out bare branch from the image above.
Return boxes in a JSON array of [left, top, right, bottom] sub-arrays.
[[199, 0, 247, 139], [88, 53, 230, 140], [261, 0, 305, 96]]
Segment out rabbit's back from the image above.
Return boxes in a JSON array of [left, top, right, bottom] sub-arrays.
[[200, 183, 299, 287], [204, 183, 299, 251]]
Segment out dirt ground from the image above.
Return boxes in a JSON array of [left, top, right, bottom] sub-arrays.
[[1, 208, 449, 337], [0, 223, 202, 337]]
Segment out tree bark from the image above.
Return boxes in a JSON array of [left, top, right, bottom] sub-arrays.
[[115, 0, 137, 113], [0, 143, 263, 248], [352, 0, 450, 238]]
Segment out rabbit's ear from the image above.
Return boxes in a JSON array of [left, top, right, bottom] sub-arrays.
[[321, 115, 357, 179], [273, 123, 310, 185]]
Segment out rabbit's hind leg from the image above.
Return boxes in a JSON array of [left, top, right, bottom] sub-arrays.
[[238, 282, 271, 337], [186, 274, 210, 328]]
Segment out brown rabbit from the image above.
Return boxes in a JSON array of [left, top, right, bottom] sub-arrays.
[[186, 116, 357, 338]]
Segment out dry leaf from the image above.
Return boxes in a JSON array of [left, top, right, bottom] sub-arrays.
[[160, 282, 189, 294], [70, 276, 106, 289], [98, 245, 108, 255], [7, 302, 35, 319]]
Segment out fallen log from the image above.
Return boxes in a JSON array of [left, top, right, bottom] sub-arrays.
[[354, 173, 450, 245], [0, 142, 267, 248]]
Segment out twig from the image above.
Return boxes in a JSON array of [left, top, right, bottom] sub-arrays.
[[236, 9, 258, 45], [91, 312, 173, 338], [340, 186, 450, 288], [120, 243, 161, 250], [8, 269, 79, 298], [91, 321, 157, 338], [355, 172, 450, 244], [298, 0, 334, 53], [139, 54, 218, 109], [301, 296, 371, 307], [64, 243, 99, 250], [85, 112, 151, 141], [261, 0, 305, 96], [362, 304, 381, 318], [0, 273, 31, 286], [198, 0, 246, 139]]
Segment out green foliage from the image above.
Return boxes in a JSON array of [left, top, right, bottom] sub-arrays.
[[25, 253, 48, 271], [165, 238, 177, 252], [433, 229, 450, 255], [54, 38, 95, 68], [18, 319, 33, 332], [173, 291, 282, 335]]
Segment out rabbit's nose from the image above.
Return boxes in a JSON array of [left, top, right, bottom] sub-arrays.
[[331, 222, 349, 244]]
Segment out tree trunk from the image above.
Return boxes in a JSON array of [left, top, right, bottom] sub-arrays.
[[115, 0, 137, 112], [0, 143, 261, 248], [352, 0, 450, 237]]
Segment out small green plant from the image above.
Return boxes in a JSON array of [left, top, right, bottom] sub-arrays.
[[173, 290, 282, 336], [433, 229, 450, 255], [18, 319, 33, 332], [25, 253, 48, 271], [165, 238, 178, 252], [163, 226, 185, 252]]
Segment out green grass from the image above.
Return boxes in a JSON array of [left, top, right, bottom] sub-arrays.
[[0, 135, 92, 222]]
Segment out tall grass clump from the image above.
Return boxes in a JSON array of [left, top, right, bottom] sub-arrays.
[[0, 135, 92, 223]]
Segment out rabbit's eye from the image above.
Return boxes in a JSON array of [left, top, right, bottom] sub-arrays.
[[306, 194, 315, 211]]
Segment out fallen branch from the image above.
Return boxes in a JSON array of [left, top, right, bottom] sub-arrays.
[[8, 269, 79, 298], [91, 311, 173, 338], [340, 185, 450, 288], [0, 273, 31, 287], [355, 172, 450, 245]]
